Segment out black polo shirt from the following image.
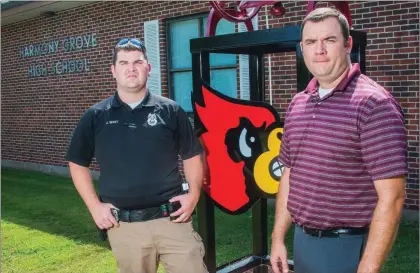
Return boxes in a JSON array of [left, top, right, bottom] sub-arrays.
[[66, 91, 203, 209]]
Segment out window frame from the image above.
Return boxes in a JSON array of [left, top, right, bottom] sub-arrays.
[[165, 13, 237, 112]]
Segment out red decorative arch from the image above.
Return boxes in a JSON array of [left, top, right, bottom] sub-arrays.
[[206, 1, 352, 36]]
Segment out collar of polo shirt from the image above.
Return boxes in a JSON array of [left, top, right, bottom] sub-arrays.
[[111, 89, 156, 108], [304, 63, 362, 96]]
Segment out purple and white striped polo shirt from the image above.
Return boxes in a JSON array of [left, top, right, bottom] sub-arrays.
[[279, 63, 407, 229]]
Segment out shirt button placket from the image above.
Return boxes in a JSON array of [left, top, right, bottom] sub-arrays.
[[131, 111, 135, 126], [313, 100, 318, 119]]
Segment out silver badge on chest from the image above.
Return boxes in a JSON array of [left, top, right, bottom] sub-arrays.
[[147, 113, 158, 126]]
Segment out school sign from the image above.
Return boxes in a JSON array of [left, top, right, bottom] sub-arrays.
[[21, 33, 97, 77]]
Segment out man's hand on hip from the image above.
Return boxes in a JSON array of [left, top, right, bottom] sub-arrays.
[[270, 240, 289, 273], [169, 193, 199, 223], [90, 202, 120, 230]]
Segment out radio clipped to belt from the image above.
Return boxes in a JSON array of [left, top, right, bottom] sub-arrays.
[[161, 180, 189, 221], [160, 201, 182, 221]]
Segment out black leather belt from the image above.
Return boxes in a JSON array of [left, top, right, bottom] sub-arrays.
[[96, 202, 182, 241], [299, 225, 369, 238], [118, 206, 164, 222], [117, 201, 182, 222]]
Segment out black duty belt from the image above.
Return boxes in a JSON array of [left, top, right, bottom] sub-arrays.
[[96, 201, 182, 241], [298, 225, 369, 238], [117, 201, 181, 222]]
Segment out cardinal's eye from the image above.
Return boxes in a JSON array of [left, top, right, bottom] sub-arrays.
[[239, 128, 255, 158]]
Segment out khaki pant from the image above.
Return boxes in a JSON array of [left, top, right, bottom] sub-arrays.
[[107, 217, 208, 273]]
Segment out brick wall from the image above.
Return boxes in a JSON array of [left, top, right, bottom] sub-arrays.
[[1, 1, 418, 209]]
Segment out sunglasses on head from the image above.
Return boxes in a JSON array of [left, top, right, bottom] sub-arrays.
[[115, 38, 145, 50]]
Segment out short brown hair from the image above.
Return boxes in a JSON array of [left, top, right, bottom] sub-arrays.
[[112, 41, 148, 65], [301, 7, 350, 43]]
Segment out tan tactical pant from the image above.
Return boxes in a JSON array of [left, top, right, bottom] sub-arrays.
[[107, 217, 208, 273]]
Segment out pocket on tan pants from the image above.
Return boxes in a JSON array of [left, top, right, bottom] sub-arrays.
[[155, 218, 208, 273]]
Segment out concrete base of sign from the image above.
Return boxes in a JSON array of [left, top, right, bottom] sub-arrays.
[[243, 264, 293, 273]]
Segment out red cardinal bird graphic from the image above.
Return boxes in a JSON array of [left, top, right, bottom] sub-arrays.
[[192, 82, 284, 214]]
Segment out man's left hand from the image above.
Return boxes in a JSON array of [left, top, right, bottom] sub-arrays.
[[169, 193, 199, 223]]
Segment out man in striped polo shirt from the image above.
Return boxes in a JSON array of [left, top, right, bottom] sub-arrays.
[[270, 8, 407, 273]]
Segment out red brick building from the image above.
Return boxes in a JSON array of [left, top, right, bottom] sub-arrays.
[[1, 1, 419, 211]]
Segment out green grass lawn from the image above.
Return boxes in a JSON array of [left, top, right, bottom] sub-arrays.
[[1, 168, 419, 273]]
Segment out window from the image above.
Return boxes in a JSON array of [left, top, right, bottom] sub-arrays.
[[167, 14, 236, 112]]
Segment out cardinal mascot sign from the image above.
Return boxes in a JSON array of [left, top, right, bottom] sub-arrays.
[[193, 82, 284, 215]]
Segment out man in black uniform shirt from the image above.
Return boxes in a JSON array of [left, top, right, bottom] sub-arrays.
[[66, 38, 207, 273]]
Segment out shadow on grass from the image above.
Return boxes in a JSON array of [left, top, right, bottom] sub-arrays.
[[1, 168, 110, 248]]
